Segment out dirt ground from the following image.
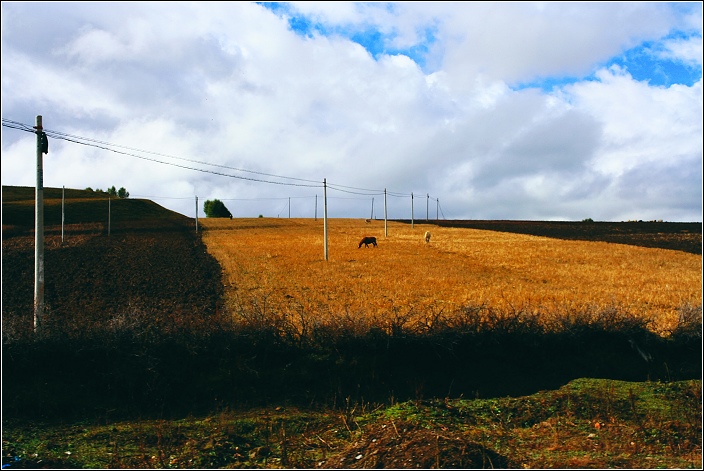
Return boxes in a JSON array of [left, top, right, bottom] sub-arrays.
[[2, 218, 225, 337], [422, 219, 702, 254], [315, 420, 513, 469]]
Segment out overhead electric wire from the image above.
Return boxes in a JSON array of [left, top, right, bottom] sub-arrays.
[[324, 181, 414, 198], [2, 118, 437, 207], [41, 125, 321, 185], [1, 118, 35, 132], [130, 194, 195, 200], [437, 200, 447, 219], [2, 119, 321, 188]]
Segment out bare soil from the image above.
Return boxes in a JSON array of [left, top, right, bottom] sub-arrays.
[[405, 219, 702, 254], [2, 217, 225, 338]]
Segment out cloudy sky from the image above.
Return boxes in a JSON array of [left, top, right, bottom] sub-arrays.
[[2, 2, 702, 222]]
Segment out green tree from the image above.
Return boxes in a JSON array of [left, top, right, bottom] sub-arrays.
[[105, 186, 129, 198], [204, 199, 232, 218]]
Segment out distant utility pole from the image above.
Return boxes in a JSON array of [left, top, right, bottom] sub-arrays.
[[195, 196, 199, 232], [384, 188, 388, 237], [34, 115, 46, 334], [370, 197, 374, 220], [411, 192, 414, 229], [426, 193, 429, 221]]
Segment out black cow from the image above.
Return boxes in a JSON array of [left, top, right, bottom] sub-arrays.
[[358, 236, 378, 248]]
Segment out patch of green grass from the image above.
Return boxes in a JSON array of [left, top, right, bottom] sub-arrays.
[[4, 379, 699, 469]]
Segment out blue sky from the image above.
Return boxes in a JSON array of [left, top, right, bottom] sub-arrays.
[[263, 1, 702, 92], [263, 2, 436, 71], [2, 2, 702, 222]]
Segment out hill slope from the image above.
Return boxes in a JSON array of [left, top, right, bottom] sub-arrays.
[[2, 185, 224, 338]]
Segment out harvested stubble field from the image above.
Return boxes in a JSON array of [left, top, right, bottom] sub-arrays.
[[200, 217, 701, 337]]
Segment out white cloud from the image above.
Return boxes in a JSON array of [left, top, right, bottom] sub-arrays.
[[2, 2, 701, 222], [658, 35, 704, 67]]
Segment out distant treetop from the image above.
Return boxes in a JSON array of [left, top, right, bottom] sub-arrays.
[[204, 199, 232, 218]]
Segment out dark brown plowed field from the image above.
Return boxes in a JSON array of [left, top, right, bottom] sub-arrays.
[[398, 219, 702, 254], [2, 220, 225, 339], [2, 187, 226, 338]]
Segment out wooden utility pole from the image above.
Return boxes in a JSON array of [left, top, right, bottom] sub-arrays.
[[61, 185, 65, 243], [411, 192, 414, 229], [384, 188, 388, 237], [195, 196, 199, 232], [34, 115, 45, 333], [323, 179, 329, 261]]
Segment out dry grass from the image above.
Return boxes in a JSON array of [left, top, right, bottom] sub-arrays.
[[200, 218, 702, 336]]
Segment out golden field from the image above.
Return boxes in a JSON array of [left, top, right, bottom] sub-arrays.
[[200, 218, 702, 336]]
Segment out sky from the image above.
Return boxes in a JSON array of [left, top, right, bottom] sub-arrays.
[[1, 1, 702, 222]]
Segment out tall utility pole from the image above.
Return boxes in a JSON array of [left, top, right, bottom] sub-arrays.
[[384, 188, 388, 237], [108, 196, 111, 236], [34, 115, 45, 333], [195, 196, 199, 232], [61, 185, 65, 243], [411, 192, 414, 229], [323, 179, 329, 261], [426, 193, 429, 221]]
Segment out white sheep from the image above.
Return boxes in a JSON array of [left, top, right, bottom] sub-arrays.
[[424, 231, 431, 243]]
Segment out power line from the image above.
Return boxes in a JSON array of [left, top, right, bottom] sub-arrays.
[[2, 118, 439, 206], [1, 118, 35, 133], [2, 118, 322, 188], [38, 121, 322, 185]]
